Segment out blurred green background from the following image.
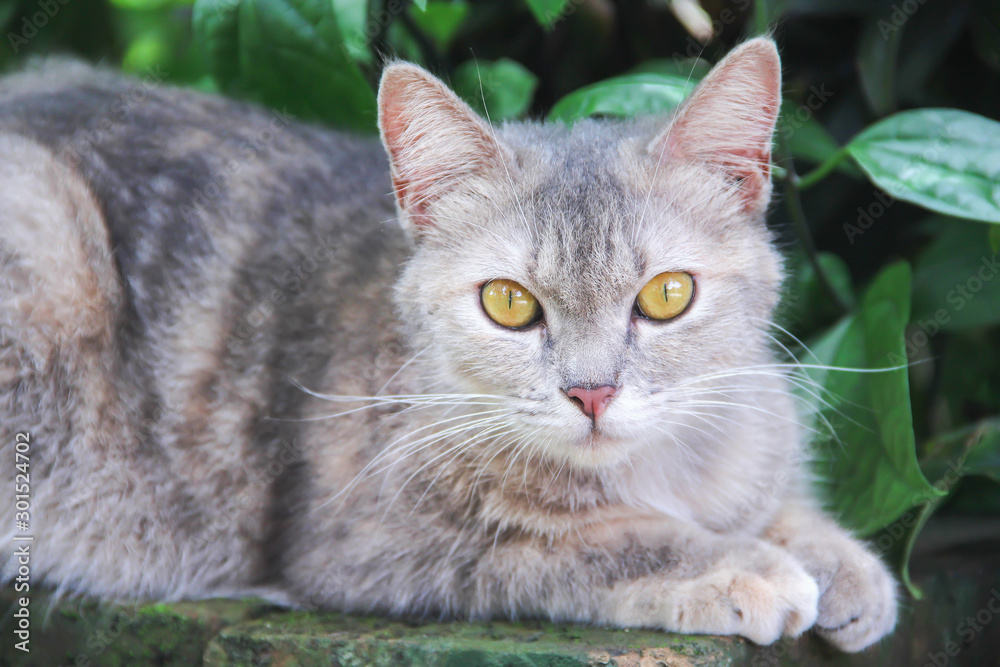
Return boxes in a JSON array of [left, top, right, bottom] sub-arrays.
[[3, 0, 1000, 595]]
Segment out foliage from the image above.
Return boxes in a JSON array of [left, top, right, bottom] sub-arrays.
[[4, 0, 1000, 595]]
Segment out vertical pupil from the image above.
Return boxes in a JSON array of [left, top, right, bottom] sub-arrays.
[[508, 288, 513, 309], [662, 282, 669, 303]]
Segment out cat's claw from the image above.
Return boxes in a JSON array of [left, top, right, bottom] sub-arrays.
[[811, 548, 898, 652], [656, 548, 820, 645]]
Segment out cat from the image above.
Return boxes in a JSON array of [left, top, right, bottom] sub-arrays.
[[0, 37, 897, 652]]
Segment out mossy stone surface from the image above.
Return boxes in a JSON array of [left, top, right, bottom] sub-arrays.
[[0, 591, 272, 667], [4, 520, 1000, 666], [202, 612, 742, 667]]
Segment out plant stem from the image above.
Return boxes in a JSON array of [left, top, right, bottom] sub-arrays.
[[796, 146, 850, 189], [400, 2, 445, 73], [779, 136, 852, 314], [754, 0, 772, 35]]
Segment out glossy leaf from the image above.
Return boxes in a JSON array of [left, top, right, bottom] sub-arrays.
[[779, 251, 854, 333], [911, 221, 1000, 330], [857, 13, 900, 116], [548, 73, 695, 124], [846, 109, 1000, 224], [896, 418, 1000, 594], [524, 0, 571, 28], [332, 0, 371, 64], [454, 58, 538, 121], [805, 262, 943, 536], [192, 0, 376, 131], [411, 1, 469, 53]]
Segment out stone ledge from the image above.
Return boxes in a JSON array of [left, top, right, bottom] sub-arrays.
[[4, 519, 1000, 666]]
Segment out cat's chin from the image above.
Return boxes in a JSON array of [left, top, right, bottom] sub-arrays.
[[545, 430, 635, 470]]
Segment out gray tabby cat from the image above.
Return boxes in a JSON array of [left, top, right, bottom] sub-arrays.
[[0, 38, 896, 651]]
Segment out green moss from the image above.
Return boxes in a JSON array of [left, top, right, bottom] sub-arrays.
[[0, 588, 272, 667], [6, 539, 1000, 667], [202, 612, 739, 667]]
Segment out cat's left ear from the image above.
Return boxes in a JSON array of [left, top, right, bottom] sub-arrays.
[[378, 62, 508, 235], [650, 37, 781, 213]]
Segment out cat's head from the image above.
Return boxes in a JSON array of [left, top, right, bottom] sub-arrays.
[[378, 39, 784, 470]]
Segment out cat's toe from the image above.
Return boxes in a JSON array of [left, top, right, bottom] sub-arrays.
[[665, 553, 819, 645], [813, 549, 898, 652]]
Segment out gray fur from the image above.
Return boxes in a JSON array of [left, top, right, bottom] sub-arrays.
[[0, 40, 896, 652]]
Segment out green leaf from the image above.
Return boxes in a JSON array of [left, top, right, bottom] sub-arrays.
[[332, 0, 372, 64], [780, 105, 839, 165], [911, 221, 1000, 330], [991, 226, 1000, 253], [548, 73, 695, 124], [779, 105, 860, 180], [779, 251, 854, 334], [895, 417, 1000, 595], [972, 0, 1000, 73], [524, 0, 571, 28], [806, 262, 943, 536], [921, 417, 1000, 484], [754, 0, 784, 33], [856, 12, 901, 116], [192, 0, 376, 131], [846, 109, 1000, 224], [628, 58, 711, 80], [193, 0, 241, 88], [412, 0, 427, 10], [453, 58, 538, 121], [410, 1, 469, 53]]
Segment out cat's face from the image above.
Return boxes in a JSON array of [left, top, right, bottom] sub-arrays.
[[380, 39, 783, 469]]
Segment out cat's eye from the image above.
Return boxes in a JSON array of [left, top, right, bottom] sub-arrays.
[[635, 272, 695, 321], [481, 279, 541, 329]]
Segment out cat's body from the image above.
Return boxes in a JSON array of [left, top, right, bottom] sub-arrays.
[[0, 41, 897, 652]]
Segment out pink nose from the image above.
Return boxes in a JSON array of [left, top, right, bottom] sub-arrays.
[[565, 386, 618, 422]]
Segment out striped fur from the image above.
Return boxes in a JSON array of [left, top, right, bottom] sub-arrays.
[[0, 40, 896, 651]]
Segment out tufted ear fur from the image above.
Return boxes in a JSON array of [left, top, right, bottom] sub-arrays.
[[377, 62, 506, 235], [650, 38, 782, 213]]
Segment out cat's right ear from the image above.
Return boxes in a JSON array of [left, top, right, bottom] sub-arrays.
[[378, 62, 506, 236]]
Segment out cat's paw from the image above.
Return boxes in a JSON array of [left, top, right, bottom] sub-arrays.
[[637, 543, 819, 645], [808, 544, 898, 652]]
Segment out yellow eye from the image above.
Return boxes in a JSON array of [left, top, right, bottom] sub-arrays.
[[481, 279, 541, 329], [636, 272, 695, 321]]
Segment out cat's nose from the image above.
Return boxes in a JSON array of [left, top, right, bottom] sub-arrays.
[[564, 385, 618, 422]]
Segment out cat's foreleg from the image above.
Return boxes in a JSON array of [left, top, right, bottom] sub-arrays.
[[467, 515, 820, 646], [762, 502, 898, 652]]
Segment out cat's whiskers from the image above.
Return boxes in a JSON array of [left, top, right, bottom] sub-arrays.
[[634, 52, 710, 242], [498, 428, 545, 500], [312, 407, 515, 513], [472, 58, 534, 236], [666, 364, 868, 433], [418, 212, 522, 247], [376, 345, 431, 396], [395, 419, 519, 518]]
